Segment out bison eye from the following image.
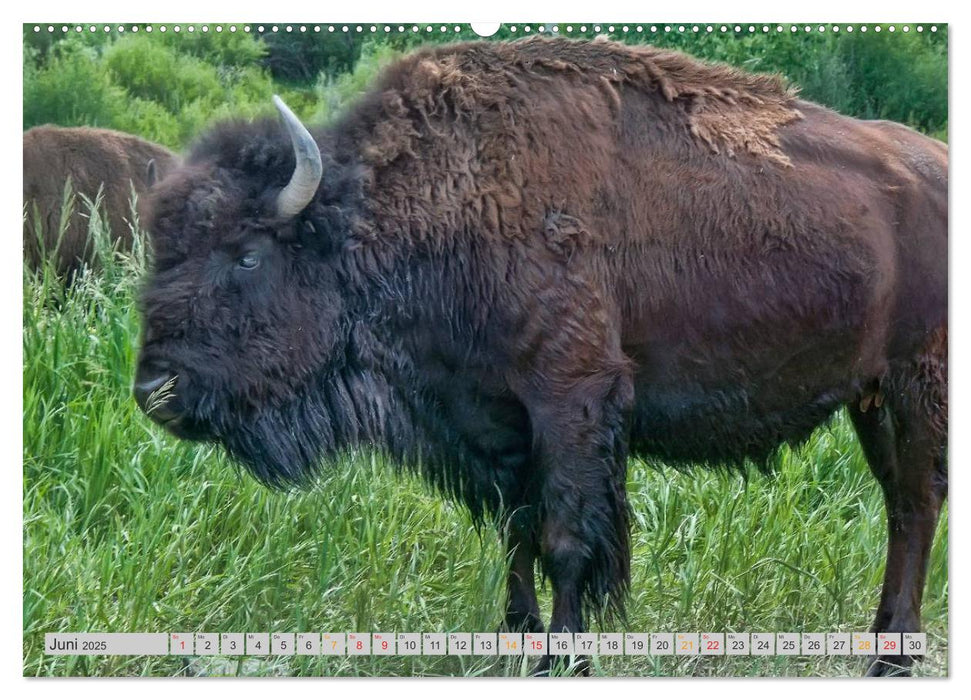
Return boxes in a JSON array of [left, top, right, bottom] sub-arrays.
[[238, 252, 260, 270]]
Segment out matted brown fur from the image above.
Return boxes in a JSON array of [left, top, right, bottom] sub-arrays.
[[332, 36, 804, 256], [353, 36, 801, 166], [23, 125, 179, 276]]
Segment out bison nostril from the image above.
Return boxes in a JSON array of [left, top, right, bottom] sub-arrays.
[[135, 374, 167, 399], [134, 372, 179, 419]]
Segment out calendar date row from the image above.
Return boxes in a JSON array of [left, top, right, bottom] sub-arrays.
[[46, 632, 927, 657]]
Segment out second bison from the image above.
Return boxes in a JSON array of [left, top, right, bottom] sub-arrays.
[[23, 125, 178, 277]]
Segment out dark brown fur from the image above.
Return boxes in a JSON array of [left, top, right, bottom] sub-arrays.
[[23, 125, 179, 276], [136, 38, 947, 676]]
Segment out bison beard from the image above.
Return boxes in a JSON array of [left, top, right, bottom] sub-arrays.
[[135, 37, 947, 676]]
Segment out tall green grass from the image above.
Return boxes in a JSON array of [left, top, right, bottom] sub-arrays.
[[22, 209, 947, 677]]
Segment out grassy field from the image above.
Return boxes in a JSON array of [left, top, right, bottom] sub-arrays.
[[22, 213, 948, 677]]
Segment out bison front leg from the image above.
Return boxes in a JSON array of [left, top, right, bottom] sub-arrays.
[[850, 328, 947, 677], [503, 509, 544, 634], [523, 371, 634, 676]]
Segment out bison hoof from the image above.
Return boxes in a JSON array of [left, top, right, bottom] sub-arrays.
[[864, 655, 914, 677], [501, 613, 545, 635]]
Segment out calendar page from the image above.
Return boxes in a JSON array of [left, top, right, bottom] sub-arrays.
[[21, 12, 948, 680]]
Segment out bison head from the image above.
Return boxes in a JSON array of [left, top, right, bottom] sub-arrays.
[[134, 97, 366, 484]]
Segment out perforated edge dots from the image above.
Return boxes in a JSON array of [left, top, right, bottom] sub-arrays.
[[30, 24, 940, 36]]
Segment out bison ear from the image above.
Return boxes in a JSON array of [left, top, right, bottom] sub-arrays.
[[146, 159, 158, 188]]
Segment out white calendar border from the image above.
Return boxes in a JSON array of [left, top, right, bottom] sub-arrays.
[[8, 0, 961, 698]]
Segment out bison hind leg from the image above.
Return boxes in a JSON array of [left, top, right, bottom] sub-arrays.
[[851, 327, 947, 677]]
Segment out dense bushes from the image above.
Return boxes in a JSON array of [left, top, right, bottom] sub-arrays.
[[24, 41, 126, 133], [23, 24, 948, 149], [260, 29, 360, 83], [24, 30, 284, 148], [104, 38, 222, 111]]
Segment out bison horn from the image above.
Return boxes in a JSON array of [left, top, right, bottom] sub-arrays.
[[273, 95, 323, 219], [146, 158, 158, 187]]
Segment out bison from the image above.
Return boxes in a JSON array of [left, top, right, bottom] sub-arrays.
[[134, 37, 947, 676], [23, 125, 178, 277]]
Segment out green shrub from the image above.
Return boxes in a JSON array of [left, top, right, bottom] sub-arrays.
[[23, 40, 124, 130], [261, 30, 359, 83], [834, 31, 947, 132], [216, 64, 276, 106], [22, 24, 114, 65], [155, 28, 267, 67], [104, 37, 222, 113], [111, 97, 183, 148]]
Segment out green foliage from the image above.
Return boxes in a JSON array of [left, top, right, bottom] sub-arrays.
[[23, 30, 278, 149], [105, 37, 222, 112], [833, 31, 948, 132], [23, 40, 125, 130], [260, 29, 359, 83], [375, 23, 475, 51], [110, 97, 183, 147], [102, 38, 276, 145], [154, 27, 267, 66], [23, 24, 114, 65]]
